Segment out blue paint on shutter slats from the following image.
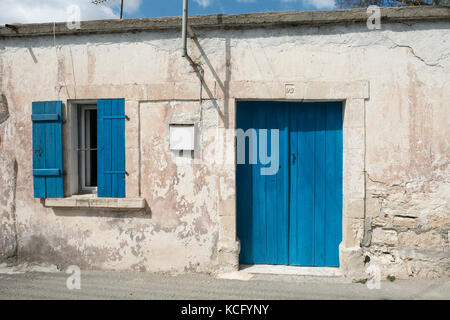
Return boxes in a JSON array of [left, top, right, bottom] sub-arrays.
[[236, 101, 342, 267], [97, 99, 126, 198], [32, 101, 64, 198], [33, 169, 61, 176]]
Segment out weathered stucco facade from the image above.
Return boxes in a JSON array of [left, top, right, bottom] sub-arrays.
[[0, 7, 449, 279]]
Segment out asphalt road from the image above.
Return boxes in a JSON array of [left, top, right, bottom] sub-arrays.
[[0, 271, 449, 300]]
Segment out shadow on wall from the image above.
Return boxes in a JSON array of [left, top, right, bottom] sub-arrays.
[[0, 94, 9, 123], [189, 34, 232, 129]]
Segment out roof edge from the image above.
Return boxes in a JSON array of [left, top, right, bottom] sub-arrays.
[[1, 6, 449, 38]]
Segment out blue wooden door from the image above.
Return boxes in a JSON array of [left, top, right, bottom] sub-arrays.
[[236, 101, 342, 267], [288, 102, 342, 267], [236, 101, 289, 264]]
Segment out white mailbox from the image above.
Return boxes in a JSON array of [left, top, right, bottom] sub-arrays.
[[170, 124, 195, 151]]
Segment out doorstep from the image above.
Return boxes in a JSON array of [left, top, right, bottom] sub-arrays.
[[240, 264, 343, 277], [217, 265, 348, 283]]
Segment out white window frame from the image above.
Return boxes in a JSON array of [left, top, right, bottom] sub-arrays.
[[78, 104, 97, 194], [68, 100, 98, 196]]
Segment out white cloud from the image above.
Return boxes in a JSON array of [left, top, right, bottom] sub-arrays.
[[303, 0, 336, 9], [279, 0, 336, 9], [194, 0, 214, 8], [0, 0, 142, 25]]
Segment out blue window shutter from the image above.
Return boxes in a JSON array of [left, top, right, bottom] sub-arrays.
[[97, 99, 126, 198], [32, 101, 64, 198]]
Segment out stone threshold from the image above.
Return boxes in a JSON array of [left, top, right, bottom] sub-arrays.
[[217, 265, 349, 283], [240, 264, 343, 277], [44, 194, 146, 210]]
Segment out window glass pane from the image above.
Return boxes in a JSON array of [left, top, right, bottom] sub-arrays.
[[90, 110, 97, 187], [84, 109, 97, 188], [78, 105, 98, 193]]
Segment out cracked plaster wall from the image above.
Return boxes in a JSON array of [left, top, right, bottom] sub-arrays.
[[0, 20, 448, 277]]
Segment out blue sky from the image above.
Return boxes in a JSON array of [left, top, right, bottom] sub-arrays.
[[0, 0, 337, 25], [128, 0, 336, 19]]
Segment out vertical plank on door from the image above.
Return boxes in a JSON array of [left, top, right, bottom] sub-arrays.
[[314, 103, 327, 267], [252, 102, 267, 263], [289, 102, 316, 266], [236, 101, 254, 263], [265, 102, 289, 265], [236, 153, 253, 263], [324, 102, 343, 267]]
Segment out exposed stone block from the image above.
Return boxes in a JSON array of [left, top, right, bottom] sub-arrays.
[[372, 228, 398, 246], [398, 230, 443, 251], [392, 216, 417, 228], [426, 215, 450, 229], [372, 215, 390, 227]]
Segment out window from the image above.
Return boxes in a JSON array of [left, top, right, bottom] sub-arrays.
[[78, 104, 98, 193], [32, 99, 126, 199]]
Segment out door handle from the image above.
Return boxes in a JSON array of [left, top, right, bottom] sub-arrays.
[[292, 153, 296, 164], [33, 147, 42, 156]]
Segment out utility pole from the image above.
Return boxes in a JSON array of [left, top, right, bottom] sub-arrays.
[[91, 0, 124, 19]]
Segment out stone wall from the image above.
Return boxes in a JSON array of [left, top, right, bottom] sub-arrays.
[[0, 16, 448, 278], [363, 179, 449, 278]]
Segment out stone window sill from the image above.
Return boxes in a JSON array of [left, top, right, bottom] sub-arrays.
[[44, 194, 146, 210]]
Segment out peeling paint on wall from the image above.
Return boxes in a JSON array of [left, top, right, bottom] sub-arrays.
[[0, 151, 17, 262], [0, 19, 448, 278]]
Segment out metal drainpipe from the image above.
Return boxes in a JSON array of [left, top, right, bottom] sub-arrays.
[[181, 0, 204, 102], [182, 0, 188, 58], [181, 0, 202, 75]]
